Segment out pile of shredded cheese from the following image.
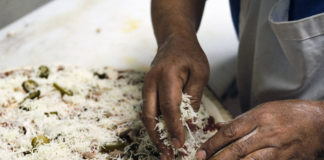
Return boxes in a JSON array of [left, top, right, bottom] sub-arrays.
[[0, 65, 217, 160], [155, 94, 216, 159]]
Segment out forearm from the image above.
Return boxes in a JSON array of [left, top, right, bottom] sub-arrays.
[[151, 0, 206, 46]]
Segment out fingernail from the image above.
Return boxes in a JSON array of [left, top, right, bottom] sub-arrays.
[[172, 138, 181, 148], [196, 150, 206, 160]]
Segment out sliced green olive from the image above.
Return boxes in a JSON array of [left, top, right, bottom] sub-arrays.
[[26, 90, 41, 100], [94, 72, 107, 79], [100, 141, 127, 153], [38, 65, 50, 78], [44, 111, 58, 117], [53, 83, 73, 96], [19, 106, 30, 111], [31, 135, 50, 148], [22, 80, 38, 92], [23, 151, 31, 155], [19, 90, 41, 107]]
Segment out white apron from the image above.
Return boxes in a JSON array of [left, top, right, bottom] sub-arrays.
[[237, 0, 324, 111]]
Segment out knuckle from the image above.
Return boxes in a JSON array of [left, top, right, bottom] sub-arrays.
[[192, 70, 209, 82], [222, 124, 236, 138], [160, 65, 178, 75], [158, 65, 185, 83], [160, 101, 180, 111], [189, 95, 202, 102], [145, 69, 156, 79], [145, 64, 177, 81], [193, 62, 209, 75], [189, 96, 202, 107], [215, 122, 227, 129], [140, 114, 155, 124], [259, 112, 275, 122], [231, 143, 246, 157], [264, 127, 285, 140]]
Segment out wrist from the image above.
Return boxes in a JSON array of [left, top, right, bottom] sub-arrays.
[[157, 33, 199, 52], [156, 27, 198, 46]]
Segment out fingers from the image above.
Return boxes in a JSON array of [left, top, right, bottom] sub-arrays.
[[214, 122, 227, 129], [209, 128, 271, 159], [241, 148, 278, 160], [183, 67, 208, 112], [158, 72, 185, 148], [196, 115, 258, 159], [141, 75, 173, 159]]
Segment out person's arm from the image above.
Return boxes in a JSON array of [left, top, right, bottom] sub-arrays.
[[151, 0, 205, 46], [141, 0, 208, 159]]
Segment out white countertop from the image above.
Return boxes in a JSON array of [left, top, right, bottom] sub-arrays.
[[0, 0, 238, 98]]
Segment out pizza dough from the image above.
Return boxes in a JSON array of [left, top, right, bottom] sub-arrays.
[[0, 65, 217, 160]]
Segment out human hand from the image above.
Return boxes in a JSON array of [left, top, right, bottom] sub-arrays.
[[141, 36, 209, 159], [196, 100, 324, 160]]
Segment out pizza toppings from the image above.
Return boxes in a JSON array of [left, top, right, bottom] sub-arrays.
[[19, 106, 30, 111], [203, 116, 218, 133], [153, 94, 217, 159], [53, 83, 73, 96], [0, 65, 218, 160], [19, 90, 41, 111], [31, 135, 50, 148], [94, 72, 108, 79], [100, 141, 127, 153], [38, 65, 50, 78], [22, 80, 38, 93], [26, 90, 41, 100], [44, 111, 58, 117]]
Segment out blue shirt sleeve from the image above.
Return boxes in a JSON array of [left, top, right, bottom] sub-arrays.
[[229, 0, 324, 35], [288, 0, 324, 21], [229, 0, 240, 35]]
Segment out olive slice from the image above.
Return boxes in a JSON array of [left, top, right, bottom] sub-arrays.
[[94, 72, 108, 79], [31, 135, 50, 148], [26, 90, 41, 100], [19, 90, 41, 111], [100, 141, 127, 153], [38, 65, 50, 78], [53, 83, 73, 96], [44, 111, 58, 117], [22, 80, 38, 93]]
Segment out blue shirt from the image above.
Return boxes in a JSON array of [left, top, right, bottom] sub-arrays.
[[230, 0, 324, 35]]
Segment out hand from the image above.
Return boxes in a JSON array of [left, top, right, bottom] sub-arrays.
[[196, 100, 324, 160], [141, 36, 209, 159]]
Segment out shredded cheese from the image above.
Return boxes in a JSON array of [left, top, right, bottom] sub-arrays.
[[0, 65, 217, 160]]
